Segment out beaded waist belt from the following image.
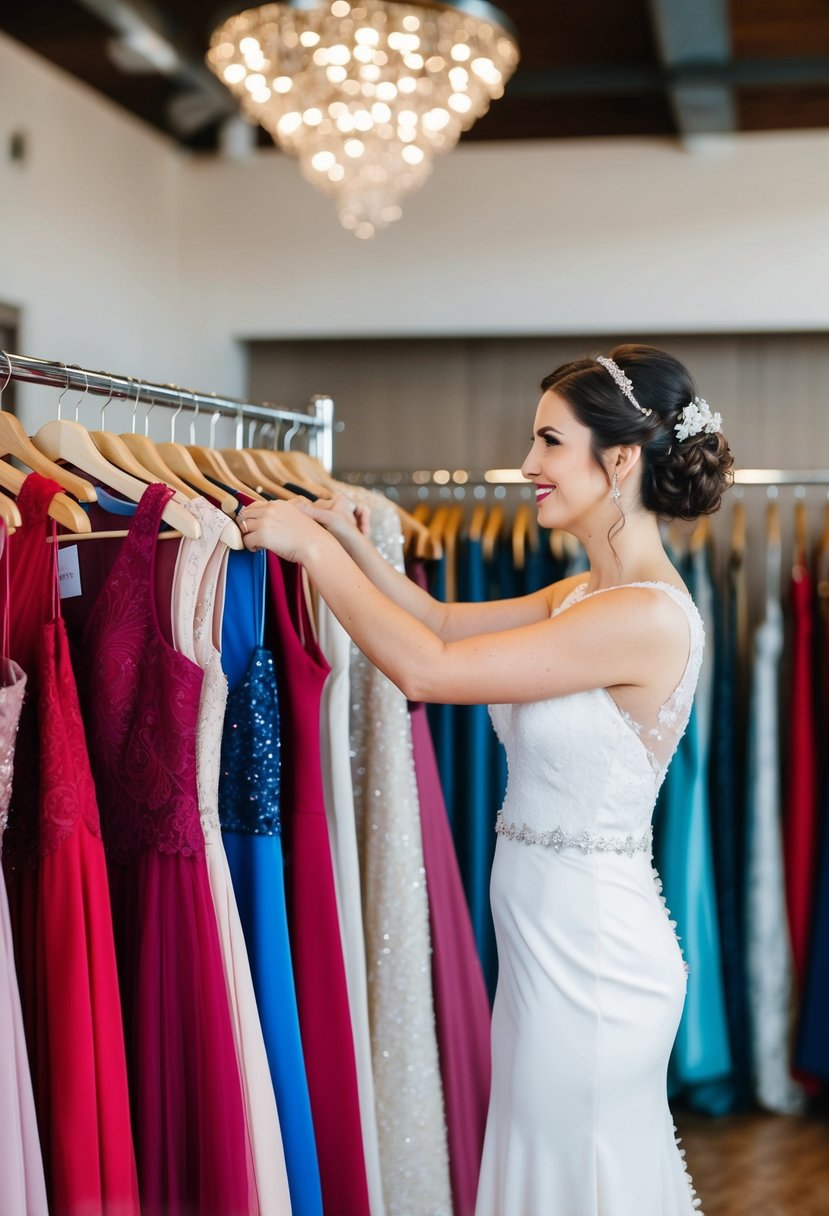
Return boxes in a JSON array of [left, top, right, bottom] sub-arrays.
[[495, 812, 653, 858]]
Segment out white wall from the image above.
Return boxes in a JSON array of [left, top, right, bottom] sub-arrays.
[[180, 127, 829, 349], [3, 24, 829, 433], [0, 31, 244, 433]]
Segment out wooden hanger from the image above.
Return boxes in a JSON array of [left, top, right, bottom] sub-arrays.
[[187, 442, 266, 502], [767, 498, 781, 547], [33, 419, 201, 539], [512, 502, 538, 571], [0, 410, 96, 503], [0, 457, 90, 533], [690, 515, 710, 553], [482, 503, 504, 563], [442, 505, 464, 602], [222, 448, 294, 500], [794, 498, 808, 560], [731, 499, 746, 558], [469, 503, 487, 543], [0, 486, 21, 533]]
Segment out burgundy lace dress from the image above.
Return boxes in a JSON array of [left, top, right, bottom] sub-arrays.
[[81, 482, 255, 1216]]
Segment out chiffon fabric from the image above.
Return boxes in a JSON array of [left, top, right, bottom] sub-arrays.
[[219, 546, 323, 1216], [267, 554, 370, 1216], [81, 481, 254, 1216], [172, 497, 292, 1216], [5, 473, 139, 1216], [477, 580, 706, 1216], [317, 597, 386, 1216], [0, 515, 48, 1216]]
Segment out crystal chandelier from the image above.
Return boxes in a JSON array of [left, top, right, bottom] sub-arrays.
[[208, 0, 519, 238]]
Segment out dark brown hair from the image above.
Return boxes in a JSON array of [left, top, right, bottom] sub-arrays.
[[541, 343, 734, 522]]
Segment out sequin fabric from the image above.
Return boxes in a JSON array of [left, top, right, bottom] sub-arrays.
[[347, 486, 452, 1216], [0, 661, 26, 843], [219, 647, 282, 836]]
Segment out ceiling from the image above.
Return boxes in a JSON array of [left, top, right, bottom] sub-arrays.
[[4, 0, 829, 151]]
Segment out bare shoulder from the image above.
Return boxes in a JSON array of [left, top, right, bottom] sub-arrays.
[[548, 572, 590, 613]]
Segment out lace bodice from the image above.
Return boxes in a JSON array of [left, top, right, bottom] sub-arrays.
[[0, 661, 26, 842], [171, 498, 230, 844], [488, 579, 705, 848]]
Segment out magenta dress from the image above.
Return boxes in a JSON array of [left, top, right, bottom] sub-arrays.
[[81, 483, 255, 1216], [267, 555, 370, 1216], [410, 702, 492, 1214]]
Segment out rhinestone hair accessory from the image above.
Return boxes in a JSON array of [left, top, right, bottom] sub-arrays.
[[596, 356, 653, 417], [674, 396, 722, 442]]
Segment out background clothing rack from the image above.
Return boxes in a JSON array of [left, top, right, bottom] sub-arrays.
[[0, 351, 335, 471], [338, 467, 829, 488]]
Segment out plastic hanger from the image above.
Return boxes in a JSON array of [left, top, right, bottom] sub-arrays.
[[0, 353, 96, 503], [33, 369, 200, 540]]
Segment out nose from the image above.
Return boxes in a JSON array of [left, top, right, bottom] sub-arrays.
[[521, 447, 538, 481]]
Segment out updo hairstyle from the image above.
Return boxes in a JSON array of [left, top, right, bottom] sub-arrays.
[[541, 344, 734, 521]]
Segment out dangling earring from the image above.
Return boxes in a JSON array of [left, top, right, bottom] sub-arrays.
[[611, 470, 621, 502]]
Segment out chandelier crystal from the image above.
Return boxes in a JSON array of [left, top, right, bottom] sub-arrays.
[[208, 0, 519, 237]]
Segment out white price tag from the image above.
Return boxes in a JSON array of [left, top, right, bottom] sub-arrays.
[[57, 543, 83, 600]]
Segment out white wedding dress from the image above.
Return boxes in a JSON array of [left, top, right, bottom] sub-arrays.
[[476, 579, 705, 1216]]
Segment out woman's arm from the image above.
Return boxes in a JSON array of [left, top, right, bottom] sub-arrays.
[[240, 501, 682, 706], [299, 495, 561, 641]]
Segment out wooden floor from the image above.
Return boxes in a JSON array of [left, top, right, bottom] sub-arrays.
[[676, 1111, 829, 1215]]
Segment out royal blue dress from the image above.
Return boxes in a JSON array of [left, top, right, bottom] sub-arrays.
[[219, 547, 324, 1216]]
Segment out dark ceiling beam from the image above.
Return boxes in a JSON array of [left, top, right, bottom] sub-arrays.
[[645, 0, 735, 134], [73, 0, 235, 134], [507, 57, 829, 99]]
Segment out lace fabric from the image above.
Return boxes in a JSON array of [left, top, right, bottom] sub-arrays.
[[0, 661, 26, 843], [558, 580, 706, 790], [83, 483, 206, 863]]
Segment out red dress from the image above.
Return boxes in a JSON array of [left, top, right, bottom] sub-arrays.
[[784, 557, 819, 994], [4, 473, 139, 1216], [267, 555, 370, 1216], [81, 482, 255, 1216]]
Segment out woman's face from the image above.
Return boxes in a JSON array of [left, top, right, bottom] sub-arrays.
[[521, 388, 613, 532]]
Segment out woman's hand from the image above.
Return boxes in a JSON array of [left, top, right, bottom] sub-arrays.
[[299, 493, 371, 540], [238, 500, 328, 564]]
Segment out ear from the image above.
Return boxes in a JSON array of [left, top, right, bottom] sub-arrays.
[[616, 444, 642, 482]]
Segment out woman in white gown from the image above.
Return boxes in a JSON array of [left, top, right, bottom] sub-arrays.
[[237, 344, 734, 1216]]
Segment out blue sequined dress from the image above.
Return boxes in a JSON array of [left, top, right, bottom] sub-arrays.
[[219, 547, 323, 1216]]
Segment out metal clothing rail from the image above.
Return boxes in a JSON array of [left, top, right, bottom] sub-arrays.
[[338, 467, 829, 488], [0, 351, 335, 470]]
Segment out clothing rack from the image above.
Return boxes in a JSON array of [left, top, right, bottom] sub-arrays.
[[0, 352, 335, 471], [338, 467, 829, 488]]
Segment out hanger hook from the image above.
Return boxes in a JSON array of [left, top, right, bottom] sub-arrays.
[[170, 389, 184, 442], [189, 390, 200, 445], [130, 378, 142, 433], [283, 418, 302, 450], [210, 408, 221, 449], [235, 406, 244, 450], [271, 417, 285, 451], [143, 395, 157, 437], [248, 416, 257, 449], [99, 374, 115, 430], [72, 367, 89, 423], [57, 362, 70, 421], [0, 351, 12, 397]]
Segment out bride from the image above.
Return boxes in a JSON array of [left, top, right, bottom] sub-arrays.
[[238, 344, 733, 1215]]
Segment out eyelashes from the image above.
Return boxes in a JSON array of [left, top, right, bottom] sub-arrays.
[[543, 436, 560, 447]]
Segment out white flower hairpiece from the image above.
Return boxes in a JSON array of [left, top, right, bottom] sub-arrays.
[[674, 396, 722, 442], [596, 356, 653, 417]]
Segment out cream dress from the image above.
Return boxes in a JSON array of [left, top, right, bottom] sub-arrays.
[[476, 580, 706, 1216]]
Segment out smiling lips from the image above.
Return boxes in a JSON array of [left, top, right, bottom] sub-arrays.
[[535, 484, 556, 504]]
